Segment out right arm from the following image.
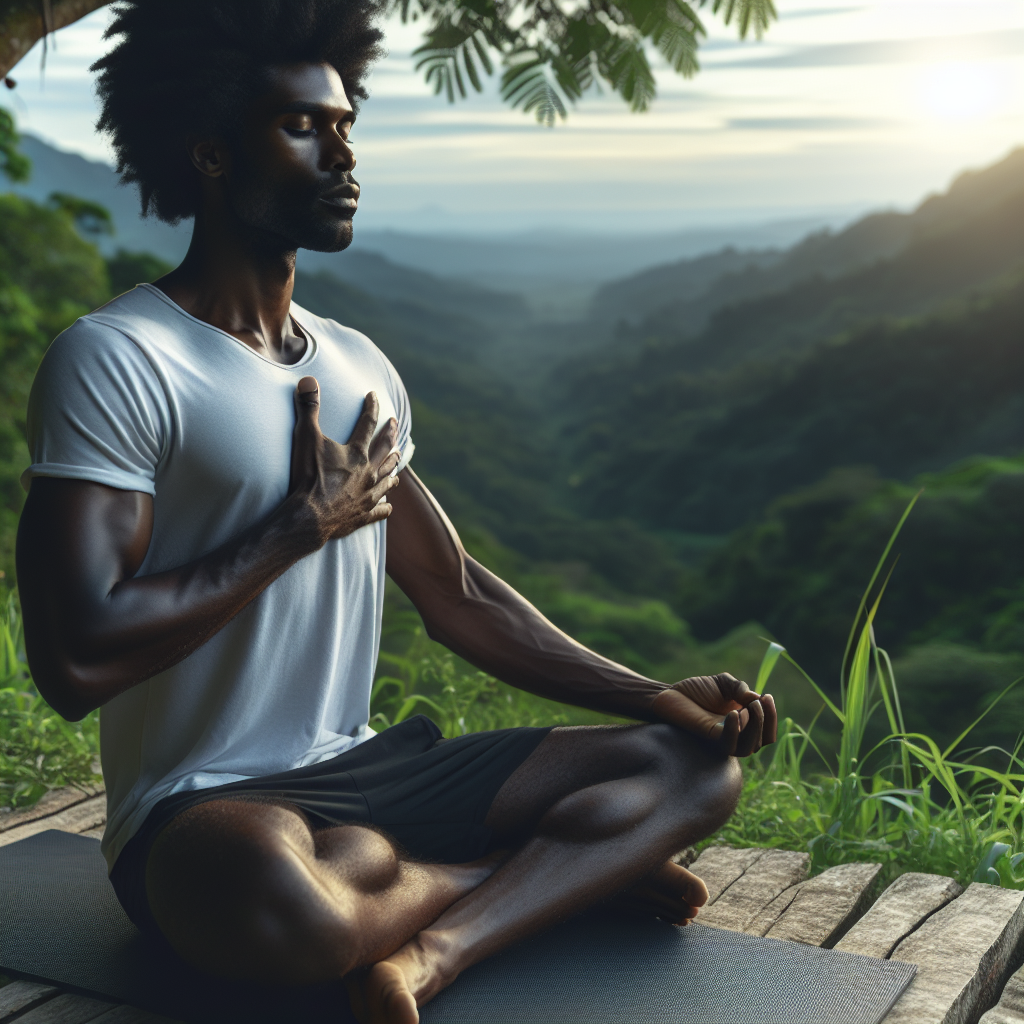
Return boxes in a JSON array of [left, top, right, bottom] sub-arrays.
[[16, 379, 399, 721]]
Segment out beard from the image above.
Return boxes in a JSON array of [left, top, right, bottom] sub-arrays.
[[226, 165, 357, 254]]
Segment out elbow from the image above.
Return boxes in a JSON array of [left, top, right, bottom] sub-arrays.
[[28, 651, 105, 722]]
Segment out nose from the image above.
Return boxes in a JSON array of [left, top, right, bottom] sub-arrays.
[[329, 133, 356, 174]]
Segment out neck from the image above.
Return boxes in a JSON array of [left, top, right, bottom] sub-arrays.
[[154, 199, 305, 363]]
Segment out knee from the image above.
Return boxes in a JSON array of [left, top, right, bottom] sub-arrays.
[[640, 725, 744, 832], [147, 803, 363, 983]]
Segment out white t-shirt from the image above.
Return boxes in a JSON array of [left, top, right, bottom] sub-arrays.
[[22, 284, 414, 871]]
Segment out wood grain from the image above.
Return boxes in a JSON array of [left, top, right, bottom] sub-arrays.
[[836, 872, 963, 959], [0, 786, 103, 833], [0, 980, 60, 1022], [759, 861, 882, 947], [687, 846, 767, 906], [12, 991, 115, 1024], [979, 962, 1024, 1024], [884, 883, 1024, 1024], [0, 795, 106, 847], [698, 849, 810, 934]]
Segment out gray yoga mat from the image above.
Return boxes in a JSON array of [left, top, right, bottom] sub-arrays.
[[0, 830, 916, 1024]]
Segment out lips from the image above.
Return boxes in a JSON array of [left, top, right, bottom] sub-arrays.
[[319, 184, 360, 212]]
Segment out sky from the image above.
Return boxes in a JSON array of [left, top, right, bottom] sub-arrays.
[[2, 0, 1022, 234]]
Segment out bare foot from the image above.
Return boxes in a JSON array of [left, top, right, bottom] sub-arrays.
[[348, 931, 452, 1024], [348, 961, 420, 1024], [609, 859, 710, 925]]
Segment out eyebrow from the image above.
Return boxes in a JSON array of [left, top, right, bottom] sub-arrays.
[[276, 101, 354, 123]]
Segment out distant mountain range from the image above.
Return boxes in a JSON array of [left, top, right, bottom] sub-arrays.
[[13, 133, 840, 309], [13, 129, 1021, 555], [557, 147, 1024, 532]]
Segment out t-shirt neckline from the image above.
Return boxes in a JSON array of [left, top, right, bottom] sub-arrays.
[[138, 283, 318, 370]]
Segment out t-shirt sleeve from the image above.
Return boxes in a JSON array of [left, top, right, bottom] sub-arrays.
[[380, 351, 415, 474], [21, 318, 171, 496]]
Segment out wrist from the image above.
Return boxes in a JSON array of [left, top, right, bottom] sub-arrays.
[[276, 492, 327, 554]]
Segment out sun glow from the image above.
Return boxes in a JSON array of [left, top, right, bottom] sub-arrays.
[[919, 62, 1002, 121]]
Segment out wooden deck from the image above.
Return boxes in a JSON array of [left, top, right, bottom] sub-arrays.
[[2, 786, 1023, 1024]]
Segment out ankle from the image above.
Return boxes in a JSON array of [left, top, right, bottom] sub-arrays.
[[389, 928, 459, 1003]]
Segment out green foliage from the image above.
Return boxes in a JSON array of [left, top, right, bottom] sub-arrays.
[[47, 192, 115, 241], [680, 456, 1024, 704], [0, 188, 113, 580], [0, 591, 100, 810], [397, 0, 773, 125], [0, 109, 29, 184], [106, 248, 173, 296], [0, 193, 110, 337], [710, 503, 1023, 888], [566, 278, 1024, 535]]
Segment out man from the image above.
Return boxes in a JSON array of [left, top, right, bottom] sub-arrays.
[[16, 2, 777, 1022]]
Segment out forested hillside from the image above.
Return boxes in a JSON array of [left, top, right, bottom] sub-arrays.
[[1, 118, 1020, 748]]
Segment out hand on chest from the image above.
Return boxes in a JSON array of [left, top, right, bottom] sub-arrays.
[[165, 343, 398, 512]]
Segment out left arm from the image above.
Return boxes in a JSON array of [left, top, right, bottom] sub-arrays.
[[385, 468, 776, 756]]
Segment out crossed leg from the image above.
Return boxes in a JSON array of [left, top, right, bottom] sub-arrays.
[[146, 724, 741, 1022]]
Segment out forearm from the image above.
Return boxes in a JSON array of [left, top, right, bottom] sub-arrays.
[[20, 493, 318, 719], [416, 558, 669, 721]]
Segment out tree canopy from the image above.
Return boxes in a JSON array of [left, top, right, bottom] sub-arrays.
[[0, 0, 775, 124]]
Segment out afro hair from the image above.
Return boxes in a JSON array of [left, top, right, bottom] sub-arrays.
[[93, 0, 385, 224]]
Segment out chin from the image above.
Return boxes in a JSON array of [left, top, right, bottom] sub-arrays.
[[298, 217, 355, 253]]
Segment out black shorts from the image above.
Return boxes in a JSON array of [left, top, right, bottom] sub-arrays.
[[110, 716, 552, 937]]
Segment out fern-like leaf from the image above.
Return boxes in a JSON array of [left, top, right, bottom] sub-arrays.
[[600, 36, 657, 112], [501, 55, 569, 126], [704, 0, 776, 39], [413, 22, 496, 100]]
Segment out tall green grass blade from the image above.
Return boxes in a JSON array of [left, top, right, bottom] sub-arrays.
[[755, 641, 785, 695], [839, 489, 921, 699]]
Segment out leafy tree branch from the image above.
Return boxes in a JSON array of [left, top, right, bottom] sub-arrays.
[[0, 0, 775, 124]]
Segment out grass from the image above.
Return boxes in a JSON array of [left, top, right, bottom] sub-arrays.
[[0, 591, 100, 810], [713, 492, 1024, 889], [1, 503, 1021, 888]]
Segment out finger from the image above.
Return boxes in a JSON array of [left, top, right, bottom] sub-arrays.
[[368, 417, 399, 467], [294, 376, 321, 431], [347, 392, 380, 451], [734, 698, 765, 757], [369, 472, 400, 504], [719, 709, 740, 755], [375, 449, 401, 481], [761, 693, 779, 746], [366, 500, 392, 523], [714, 672, 758, 710]]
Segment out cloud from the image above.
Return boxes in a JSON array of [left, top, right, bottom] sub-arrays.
[[778, 6, 867, 20], [726, 116, 890, 131], [711, 28, 1024, 68]]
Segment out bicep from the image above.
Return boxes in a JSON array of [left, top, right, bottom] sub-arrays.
[[17, 479, 153, 683]]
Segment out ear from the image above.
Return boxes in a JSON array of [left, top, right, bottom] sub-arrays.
[[186, 139, 227, 179]]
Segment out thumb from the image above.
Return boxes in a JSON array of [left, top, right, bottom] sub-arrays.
[[295, 376, 321, 432], [652, 688, 733, 742]]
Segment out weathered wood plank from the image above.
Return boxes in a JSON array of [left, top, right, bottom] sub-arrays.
[[979, 962, 1024, 1024], [89, 1005, 185, 1024], [758, 861, 882, 947], [698, 849, 810, 933], [0, 785, 103, 834], [0, 796, 106, 848], [0, 980, 60, 1022], [687, 846, 766, 905], [836, 872, 963, 959], [13, 991, 116, 1024], [883, 882, 1024, 1024], [79, 828, 105, 840]]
